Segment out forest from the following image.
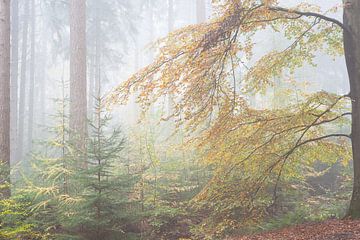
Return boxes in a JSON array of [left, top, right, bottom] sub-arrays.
[[0, 0, 360, 239]]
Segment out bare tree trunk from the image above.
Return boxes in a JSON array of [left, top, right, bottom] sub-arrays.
[[17, 0, 29, 164], [38, 37, 47, 127], [345, 0, 360, 218], [88, 54, 95, 120], [0, 0, 11, 198], [69, 0, 87, 167], [94, 8, 101, 97], [88, 1, 99, 121], [27, 0, 36, 155], [35, 3, 48, 129], [10, 0, 18, 166]]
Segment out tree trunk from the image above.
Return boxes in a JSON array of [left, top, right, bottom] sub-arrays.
[[10, 0, 18, 166], [88, 2, 102, 120], [27, 0, 36, 155], [69, 0, 87, 167], [344, 0, 360, 218], [38, 35, 47, 128], [94, 9, 101, 98], [17, 0, 29, 164], [88, 54, 95, 120], [0, 0, 11, 198]]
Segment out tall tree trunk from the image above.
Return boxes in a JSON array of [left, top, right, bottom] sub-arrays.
[[35, 4, 48, 129], [196, 0, 206, 23], [17, 0, 29, 164], [0, 0, 11, 198], [27, 0, 36, 155], [10, 0, 18, 165], [38, 36, 47, 128], [69, 0, 87, 166], [345, 0, 360, 218], [88, 1, 99, 121], [88, 54, 95, 120], [94, 8, 101, 97]]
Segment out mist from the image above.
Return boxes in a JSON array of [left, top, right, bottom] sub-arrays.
[[0, 0, 358, 239]]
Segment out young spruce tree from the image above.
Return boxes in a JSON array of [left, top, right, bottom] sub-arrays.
[[71, 96, 139, 240], [28, 93, 140, 239]]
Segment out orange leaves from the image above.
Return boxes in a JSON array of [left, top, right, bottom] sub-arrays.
[[233, 219, 360, 240], [108, 2, 349, 234]]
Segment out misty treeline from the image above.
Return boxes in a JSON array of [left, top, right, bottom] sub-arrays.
[[0, 0, 358, 239]]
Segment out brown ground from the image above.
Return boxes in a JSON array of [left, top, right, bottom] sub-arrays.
[[231, 220, 360, 240]]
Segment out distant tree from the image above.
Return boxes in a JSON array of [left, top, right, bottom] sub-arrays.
[[27, 0, 36, 155], [17, 0, 30, 164], [10, 0, 19, 165], [87, 0, 135, 117], [69, 0, 87, 167], [0, 0, 11, 198]]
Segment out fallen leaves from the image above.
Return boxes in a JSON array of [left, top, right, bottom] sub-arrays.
[[230, 219, 360, 240]]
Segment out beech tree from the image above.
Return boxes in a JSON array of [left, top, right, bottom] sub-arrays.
[[0, 0, 11, 198], [110, 0, 360, 218], [69, 0, 87, 166], [344, 0, 360, 218]]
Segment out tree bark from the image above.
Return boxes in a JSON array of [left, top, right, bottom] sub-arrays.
[[10, 0, 18, 166], [344, 0, 360, 218], [69, 0, 87, 167], [17, 0, 29, 164], [0, 0, 11, 198]]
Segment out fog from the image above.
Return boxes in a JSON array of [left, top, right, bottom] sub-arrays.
[[13, 0, 348, 157], [1, 0, 354, 239]]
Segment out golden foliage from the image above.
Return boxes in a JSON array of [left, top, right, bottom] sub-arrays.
[[109, 0, 349, 234]]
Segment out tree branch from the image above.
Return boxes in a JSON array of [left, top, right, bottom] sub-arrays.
[[268, 6, 345, 30]]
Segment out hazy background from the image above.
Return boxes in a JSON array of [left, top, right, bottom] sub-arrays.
[[12, 0, 348, 163]]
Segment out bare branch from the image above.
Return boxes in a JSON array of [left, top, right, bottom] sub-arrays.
[[268, 6, 345, 30]]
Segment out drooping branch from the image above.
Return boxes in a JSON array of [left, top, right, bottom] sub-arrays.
[[268, 6, 345, 30]]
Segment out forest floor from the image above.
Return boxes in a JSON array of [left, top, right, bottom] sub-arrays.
[[231, 219, 360, 240]]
